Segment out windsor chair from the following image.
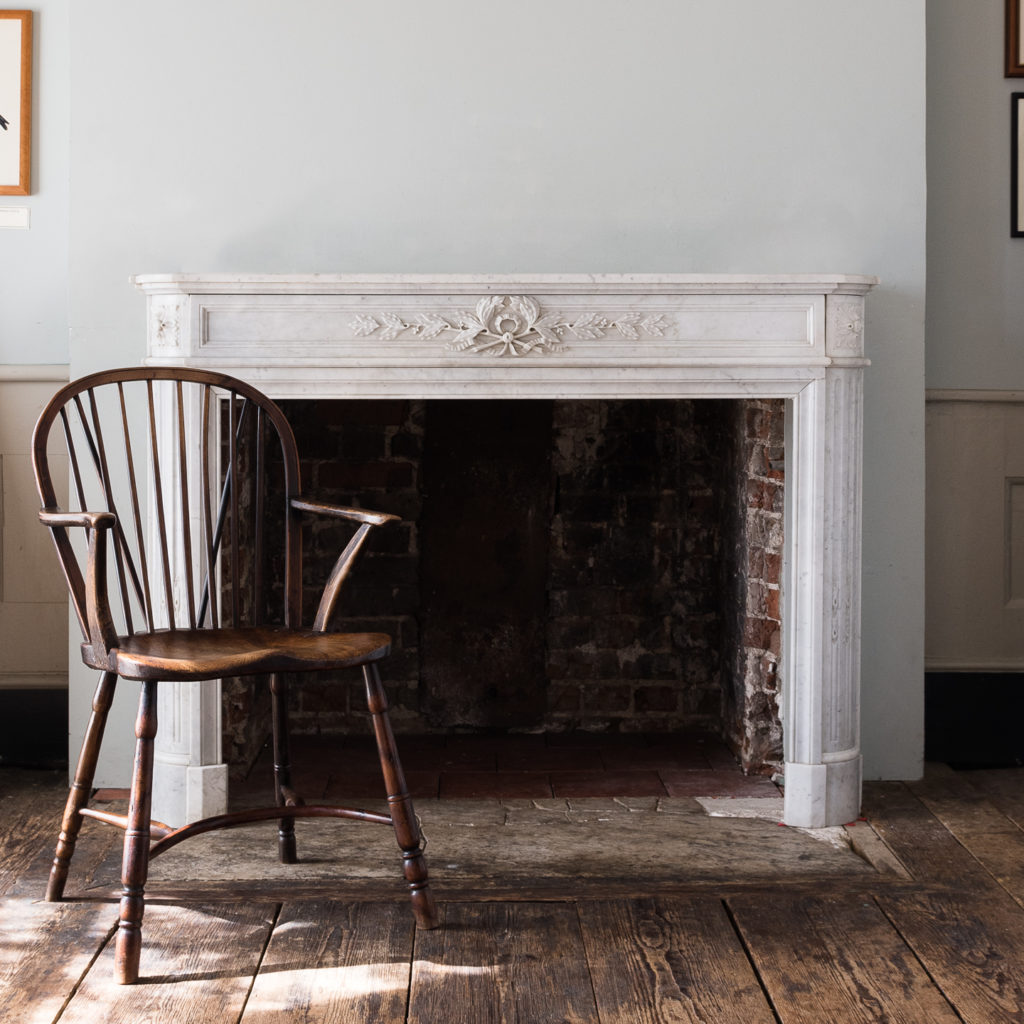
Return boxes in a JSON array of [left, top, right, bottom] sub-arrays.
[[32, 367, 437, 984]]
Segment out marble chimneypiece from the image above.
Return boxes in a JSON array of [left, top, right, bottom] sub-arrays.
[[135, 274, 874, 829]]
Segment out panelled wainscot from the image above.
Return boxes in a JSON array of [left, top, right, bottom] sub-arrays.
[[135, 274, 875, 829]]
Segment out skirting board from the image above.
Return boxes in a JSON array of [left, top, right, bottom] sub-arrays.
[[925, 672, 1024, 766]]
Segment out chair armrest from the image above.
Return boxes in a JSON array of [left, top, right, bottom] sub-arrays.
[[39, 509, 117, 531], [39, 508, 118, 657], [290, 498, 398, 631], [290, 497, 399, 527]]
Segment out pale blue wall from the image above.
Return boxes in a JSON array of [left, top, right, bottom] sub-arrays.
[[66, 0, 926, 782], [0, 0, 69, 365], [927, 0, 1024, 388]]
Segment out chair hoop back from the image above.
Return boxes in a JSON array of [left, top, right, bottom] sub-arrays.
[[32, 367, 303, 642]]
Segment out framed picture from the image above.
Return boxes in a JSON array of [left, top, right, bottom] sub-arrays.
[[1010, 0, 1024, 76], [1015, 95, 1024, 237], [0, 10, 32, 195]]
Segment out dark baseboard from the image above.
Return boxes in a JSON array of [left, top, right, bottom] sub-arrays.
[[0, 688, 68, 769], [925, 673, 1024, 767]]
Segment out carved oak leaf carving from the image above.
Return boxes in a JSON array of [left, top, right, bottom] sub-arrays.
[[508, 295, 540, 326], [415, 313, 451, 339], [351, 314, 379, 337], [449, 324, 485, 352], [569, 313, 605, 340], [616, 313, 642, 341], [641, 315, 668, 337], [378, 313, 406, 342], [532, 312, 564, 348]]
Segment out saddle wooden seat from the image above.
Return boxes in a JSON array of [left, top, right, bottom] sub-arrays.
[[32, 366, 438, 984], [85, 626, 391, 680]]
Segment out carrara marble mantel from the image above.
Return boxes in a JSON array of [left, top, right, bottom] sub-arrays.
[[134, 273, 876, 830]]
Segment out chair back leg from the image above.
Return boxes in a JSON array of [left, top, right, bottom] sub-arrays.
[[115, 678, 158, 985], [46, 671, 118, 902], [363, 663, 439, 930], [270, 673, 298, 863]]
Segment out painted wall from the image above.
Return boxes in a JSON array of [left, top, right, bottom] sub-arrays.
[[0, 0, 69, 365], [927, 0, 1024, 389], [924, 3, 1024, 682], [0, 2, 71, 720], [68, 1, 927, 783]]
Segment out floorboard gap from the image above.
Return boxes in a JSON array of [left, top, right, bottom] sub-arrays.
[[871, 894, 970, 1024], [50, 915, 119, 1024], [234, 901, 282, 1024], [722, 897, 784, 1024]]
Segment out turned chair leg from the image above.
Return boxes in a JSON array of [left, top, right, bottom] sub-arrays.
[[363, 663, 439, 930], [270, 673, 298, 864], [114, 679, 157, 985], [46, 671, 118, 903]]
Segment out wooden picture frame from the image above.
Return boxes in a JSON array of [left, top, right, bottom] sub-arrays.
[[1015, 94, 1024, 236], [0, 10, 32, 195], [1010, 0, 1024, 76]]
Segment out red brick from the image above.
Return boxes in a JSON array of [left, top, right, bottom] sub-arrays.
[[548, 683, 582, 713], [600, 744, 709, 770], [659, 769, 780, 798], [551, 770, 667, 798], [634, 685, 679, 713], [582, 684, 633, 713], [498, 746, 604, 771], [743, 616, 776, 651], [316, 460, 414, 489], [439, 772, 552, 799]]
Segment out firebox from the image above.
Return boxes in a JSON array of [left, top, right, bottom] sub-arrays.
[[219, 396, 786, 784]]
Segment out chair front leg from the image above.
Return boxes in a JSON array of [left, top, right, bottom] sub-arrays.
[[115, 678, 157, 985], [46, 671, 118, 902], [270, 673, 298, 864], [363, 663, 439, 930]]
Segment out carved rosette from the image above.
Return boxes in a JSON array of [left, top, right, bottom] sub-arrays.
[[350, 295, 670, 356], [825, 295, 866, 358], [150, 297, 185, 351]]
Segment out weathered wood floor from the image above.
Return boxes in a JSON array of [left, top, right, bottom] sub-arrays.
[[4, 761, 1024, 1023]]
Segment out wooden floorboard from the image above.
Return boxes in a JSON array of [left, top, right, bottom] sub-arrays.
[[240, 901, 414, 1024], [0, 769, 71, 897], [57, 902, 276, 1023], [7, 819, 123, 901], [408, 902, 599, 1024], [960, 767, 1024, 829], [862, 779, 1003, 891], [5, 766, 1024, 1022], [728, 892, 962, 1024], [577, 896, 776, 1024], [908, 766, 1024, 908], [134, 873, 916, 907], [877, 889, 1024, 1024], [0, 897, 117, 1024]]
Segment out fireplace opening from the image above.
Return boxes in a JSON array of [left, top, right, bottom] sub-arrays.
[[222, 397, 785, 780]]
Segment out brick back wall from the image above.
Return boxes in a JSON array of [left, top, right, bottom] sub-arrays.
[[221, 398, 426, 774], [222, 397, 785, 776], [722, 399, 785, 773], [293, 398, 426, 732], [543, 399, 734, 734]]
